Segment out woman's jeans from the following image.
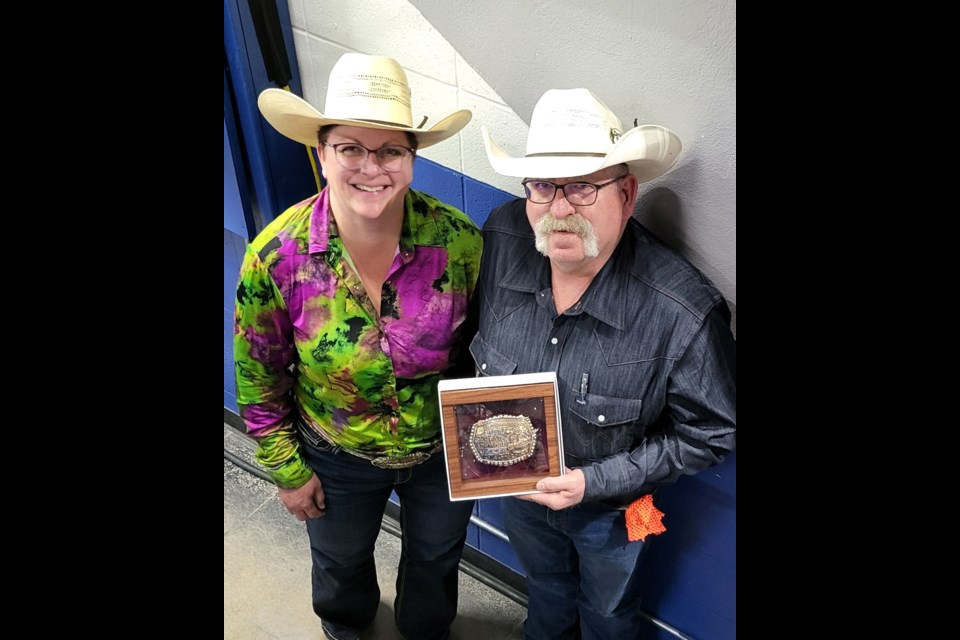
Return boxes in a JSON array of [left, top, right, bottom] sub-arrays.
[[503, 497, 649, 640], [300, 436, 474, 640]]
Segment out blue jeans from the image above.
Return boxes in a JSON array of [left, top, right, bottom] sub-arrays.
[[503, 498, 649, 640], [300, 437, 475, 640]]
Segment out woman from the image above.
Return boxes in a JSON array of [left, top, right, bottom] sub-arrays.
[[234, 53, 481, 640]]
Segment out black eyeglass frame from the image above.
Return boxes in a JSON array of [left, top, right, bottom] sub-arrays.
[[520, 175, 627, 205], [320, 142, 417, 172]]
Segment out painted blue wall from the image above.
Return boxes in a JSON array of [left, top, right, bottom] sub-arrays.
[[638, 452, 737, 639]]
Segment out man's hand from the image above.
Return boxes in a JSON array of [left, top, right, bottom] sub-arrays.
[[517, 467, 584, 510], [278, 474, 326, 521]]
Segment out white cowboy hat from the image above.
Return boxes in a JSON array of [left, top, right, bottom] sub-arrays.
[[482, 88, 681, 182], [258, 53, 471, 148]]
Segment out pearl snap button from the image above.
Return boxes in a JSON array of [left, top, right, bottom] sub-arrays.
[[481, 363, 487, 370], [598, 415, 606, 422], [551, 337, 558, 344]]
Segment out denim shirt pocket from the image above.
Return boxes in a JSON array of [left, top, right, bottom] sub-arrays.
[[469, 334, 518, 376], [567, 392, 642, 456]]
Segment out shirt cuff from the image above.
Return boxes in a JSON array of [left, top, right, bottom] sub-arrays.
[[262, 453, 314, 489]]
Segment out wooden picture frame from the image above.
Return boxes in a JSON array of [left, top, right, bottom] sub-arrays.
[[437, 372, 564, 501]]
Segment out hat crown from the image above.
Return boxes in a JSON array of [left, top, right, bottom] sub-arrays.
[[257, 53, 471, 149], [481, 88, 680, 180], [323, 53, 413, 127], [525, 89, 624, 157]]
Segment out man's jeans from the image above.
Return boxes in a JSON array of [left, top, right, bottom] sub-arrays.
[[503, 497, 649, 640], [300, 436, 474, 640]]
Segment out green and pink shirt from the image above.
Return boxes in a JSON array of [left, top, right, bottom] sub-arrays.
[[234, 188, 482, 488]]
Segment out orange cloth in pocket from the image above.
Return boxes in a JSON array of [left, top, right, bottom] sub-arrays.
[[625, 494, 666, 542]]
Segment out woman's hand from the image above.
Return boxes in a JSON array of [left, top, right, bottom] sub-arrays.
[[278, 474, 326, 521]]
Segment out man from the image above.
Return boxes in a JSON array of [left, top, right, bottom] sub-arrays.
[[472, 88, 736, 639]]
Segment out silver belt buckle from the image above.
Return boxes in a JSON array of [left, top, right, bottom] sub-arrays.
[[371, 451, 429, 469], [469, 415, 538, 466]]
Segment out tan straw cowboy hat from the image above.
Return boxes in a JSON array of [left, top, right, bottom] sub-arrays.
[[482, 88, 681, 182], [258, 53, 471, 148]]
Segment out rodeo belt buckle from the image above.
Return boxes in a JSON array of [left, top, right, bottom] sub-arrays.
[[370, 451, 430, 469], [469, 414, 538, 467]]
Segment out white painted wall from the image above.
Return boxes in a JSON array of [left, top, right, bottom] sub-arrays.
[[287, 0, 736, 325]]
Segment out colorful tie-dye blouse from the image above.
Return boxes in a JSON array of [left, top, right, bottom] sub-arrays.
[[234, 188, 482, 488]]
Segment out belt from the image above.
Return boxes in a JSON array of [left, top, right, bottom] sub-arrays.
[[298, 418, 442, 469], [346, 439, 443, 469]]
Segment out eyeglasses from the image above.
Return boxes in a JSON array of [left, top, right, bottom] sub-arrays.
[[521, 175, 626, 206], [321, 142, 416, 172]]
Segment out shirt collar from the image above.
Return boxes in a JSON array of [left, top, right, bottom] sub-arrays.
[[576, 245, 630, 330], [497, 236, 632, 331], [307, 188, 436, 261], [308, 190, 332, 254]]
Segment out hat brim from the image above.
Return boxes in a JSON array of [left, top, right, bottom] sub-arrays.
[[258, 88, 471, 149], [482, 124, 682, 183]]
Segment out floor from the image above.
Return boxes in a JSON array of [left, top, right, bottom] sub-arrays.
[[224, 423, 527, 640]]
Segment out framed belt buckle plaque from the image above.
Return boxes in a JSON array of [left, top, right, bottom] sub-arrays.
[[437, 372, 564, 501]]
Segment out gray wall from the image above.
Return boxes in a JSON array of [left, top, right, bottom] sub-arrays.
[[411, 0, 737, 330]]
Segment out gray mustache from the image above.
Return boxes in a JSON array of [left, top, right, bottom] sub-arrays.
[[535, 215, 593, 236]]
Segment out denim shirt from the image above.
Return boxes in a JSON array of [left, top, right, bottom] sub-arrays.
[[470, 198, 736, 507]]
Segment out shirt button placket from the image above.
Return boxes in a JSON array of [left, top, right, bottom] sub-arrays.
[[543, 329, 563, 371]]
